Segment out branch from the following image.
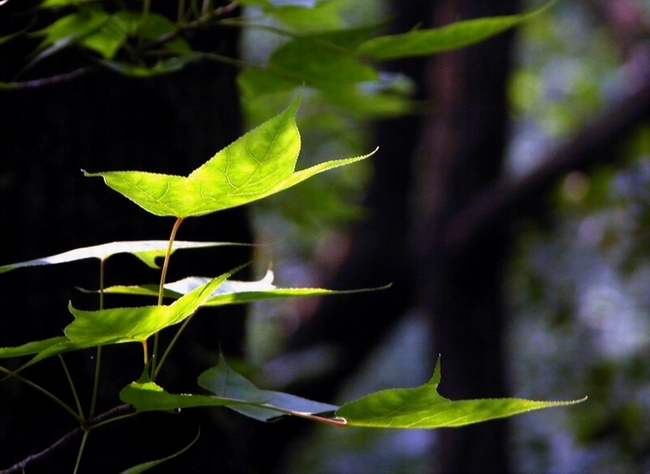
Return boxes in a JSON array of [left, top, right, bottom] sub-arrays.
[[0, 404, 135, 474], [443, 57, 650, 253], [2, 67, 95, 89]]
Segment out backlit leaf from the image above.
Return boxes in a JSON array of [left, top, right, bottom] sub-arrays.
[[65, 272, 229, 345], [101, 268, 388, 305], [336, 357, 585, 428], [0, 240, 241, 274], [84, 95, 375, 218]]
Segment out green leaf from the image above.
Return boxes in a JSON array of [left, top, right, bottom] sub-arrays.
[[120, 377, 231, 411], [0, 337, 69, 360], [120, 355, 340, 424], [336, 358, 586, 428], [100, 53, 202, 77], [197, 354, 340, 422], [29, 11, 109, 66], [269, 1, 350, 33], [265, 27, 378, 88], [0, 338, 85, 374], [101, 268, 388, 305], [65, 272, 230, 345], [80, 12, 139, 60], [0, 240, 241, 274], [39, 0, 97, 7], [84, 95, 375, 218], [120, 430, 200, 474], [357, 1, 556, 60], [137, 13, 178, 40]]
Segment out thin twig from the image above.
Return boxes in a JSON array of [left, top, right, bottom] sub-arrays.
[[0, 404, 135, 474], [3, 67, 95, 89]]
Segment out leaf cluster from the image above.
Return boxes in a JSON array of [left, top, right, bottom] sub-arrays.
[[0, 94, 583, 471], [0, 1, 583, 471]]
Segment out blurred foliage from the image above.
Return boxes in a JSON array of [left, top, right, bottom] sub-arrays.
[[508, 2, 650, 472]]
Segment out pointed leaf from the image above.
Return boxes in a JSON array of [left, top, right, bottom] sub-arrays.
[[0, 240, 242, 274], [121, 356, 340, 424], [336, 358, 585, 428], [65, 273, 230, 345], [357, 1, 556, 60], [84, 95, 375, 217], [0, 337, 69, 360], [101, 269, 389, 306], [120, 378, 231, 411], [197, 354, 339, 422], [0, 338, 87, 374], [120, 430, 200, 474]]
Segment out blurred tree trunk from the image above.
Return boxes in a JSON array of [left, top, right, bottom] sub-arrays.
[[277, 0, 517, 473], [413, 1, 517, 472], [0, 5, 253, 472]]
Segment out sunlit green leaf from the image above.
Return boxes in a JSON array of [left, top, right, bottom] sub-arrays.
[[120, 430, 200, 474], [336, 357, 586, 428], [102, 268, 389, 305], [84, 95, 375, 218], [0, 337, 85, 374], [65, 272, 230, 345], [357, 1, 556, 60], [0, 240, 241, 274], [0, 337, 69, 360]]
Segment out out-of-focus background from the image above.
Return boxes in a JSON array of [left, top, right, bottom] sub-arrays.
[[1, 0, 649, 472]]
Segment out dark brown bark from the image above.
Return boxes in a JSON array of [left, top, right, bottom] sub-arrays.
[[411, 1, 518, 472]]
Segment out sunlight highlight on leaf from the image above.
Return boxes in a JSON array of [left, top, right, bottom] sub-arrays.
[[336, 357, 586, 428], [0, 240, 243, 274], [84, 95, 375, 218]]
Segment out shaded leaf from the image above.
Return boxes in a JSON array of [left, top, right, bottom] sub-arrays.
[[197, 353, 340, 422], [40, 0, 96, 6], [100, 53, 202, 77], [120, 430, 200, 474], [120, 356, 340, 424], [0, 240, 242, 274], [357, 1, 556, 60], [84, 95, 375, 218], [27, 11, 109, 69], [265, 26, 378, 88], [80, 11, 140, 60], [336, 357, 586, 428]]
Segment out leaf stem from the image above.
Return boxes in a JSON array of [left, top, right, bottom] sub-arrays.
[[57, 354, 85, 420], [72, 430, 89, 474], [151, 217, 184, 379], [89, 258, 106, 419], [158, 218, 184, 306], [0, 365, 83, 423], [153, 314, 195, 380]]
